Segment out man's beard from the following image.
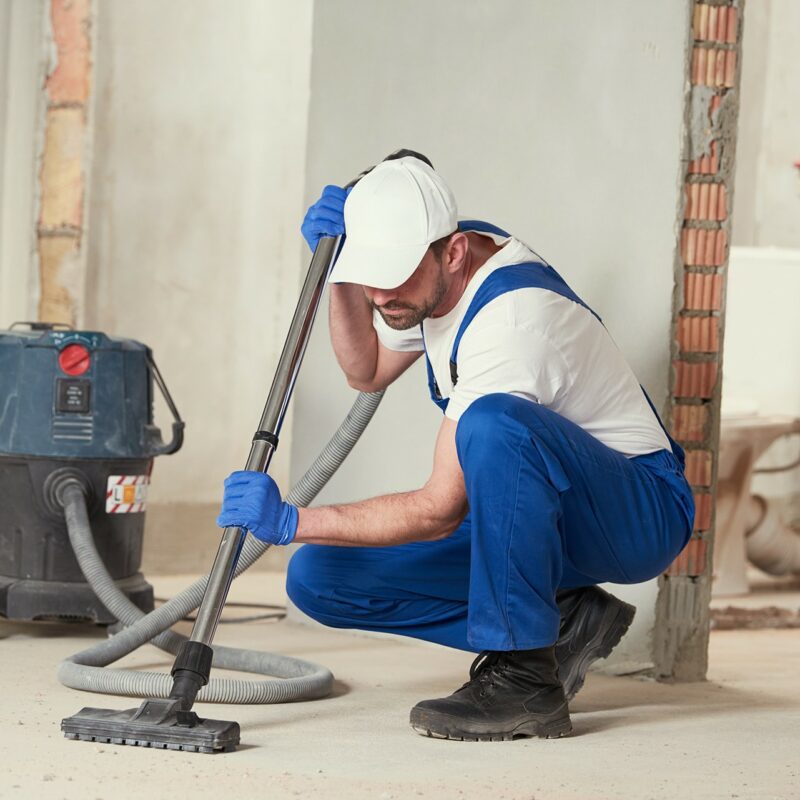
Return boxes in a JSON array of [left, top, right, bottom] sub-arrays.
[[373, 269, 448, 331]]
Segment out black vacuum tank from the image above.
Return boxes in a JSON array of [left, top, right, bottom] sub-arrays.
[[0, 324, 183, 623]]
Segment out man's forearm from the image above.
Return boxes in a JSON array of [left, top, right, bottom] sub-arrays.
[[295, 489, 465, 547], [329, 283, 378, 385]]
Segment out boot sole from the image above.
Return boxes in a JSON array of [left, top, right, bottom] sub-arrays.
[[409, 707, 572, 742], [560, 596, 636, 702]]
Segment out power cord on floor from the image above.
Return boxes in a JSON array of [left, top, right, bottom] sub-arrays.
[[153, 598, 286, 624]]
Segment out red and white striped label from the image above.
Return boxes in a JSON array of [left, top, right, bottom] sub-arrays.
[[106, 475, 149, 514]]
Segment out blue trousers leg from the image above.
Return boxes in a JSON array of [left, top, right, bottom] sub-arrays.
[[287, 393, 694, 652]]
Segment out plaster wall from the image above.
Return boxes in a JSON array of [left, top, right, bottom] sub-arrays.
[[85, 0, 314, 514], [289, 0, 692, 669], [0, 0, 42, 326], [722, 246, 800, 510], [732, 0, 800, 248]]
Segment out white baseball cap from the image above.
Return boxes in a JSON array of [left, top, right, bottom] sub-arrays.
[[327, 156, 458, 289]]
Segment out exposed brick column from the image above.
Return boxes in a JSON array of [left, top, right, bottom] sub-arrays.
[[36, 0, 95, 326], [653, 0, 744, 680]]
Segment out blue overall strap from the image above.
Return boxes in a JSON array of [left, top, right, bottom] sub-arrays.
[[424, 219, 522, 409], [421, 326, 450, 413], [458, 219, 512, 238], [424, 219, 513, 411]]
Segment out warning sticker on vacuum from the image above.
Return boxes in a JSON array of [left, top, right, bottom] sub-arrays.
[[106, 475, 149, 513]]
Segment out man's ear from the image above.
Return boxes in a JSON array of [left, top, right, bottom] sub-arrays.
[[445, 232, 469, 274]]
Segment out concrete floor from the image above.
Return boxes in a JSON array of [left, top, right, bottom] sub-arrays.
[[1, 572, 798, 800]]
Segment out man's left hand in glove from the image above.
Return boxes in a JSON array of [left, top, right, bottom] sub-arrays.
[[216, 470, 298, 546]]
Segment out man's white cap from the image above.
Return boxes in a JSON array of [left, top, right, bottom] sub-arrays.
[[328, 156, 458, 290]]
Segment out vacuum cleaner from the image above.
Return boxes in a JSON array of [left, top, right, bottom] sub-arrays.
[[0, 324, 183, 623], [0, 150, 430, 753]]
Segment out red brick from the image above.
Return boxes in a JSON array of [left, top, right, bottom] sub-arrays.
[[693, 493, 713, 531], [717, 184, 728, 220], [671, 404, 709, 442], [724, 50, 737, 87], [684, 273, 723, 310], [708, 49, 719, 85], [674, 360, 718, 398], [702, 228, 717, 265], [695, 229, 709, 264], [693, 4, 708, 41], [46, 0, 92, 105], [714, 48, 726, 86], [685, 183, 700, 219], [716, 7, 727, 42], [693, 47, 706, 85], [699, 183, 710, 220], [678, 316, 719, 353], [709, 184, 720, 221], [726, 8, 738, 43], [708, 6, 719, 42], [681, 228, 696, 265], [684, 450, 713, 487], [713, 227, 727, 265], [666, 538, 708, 577], [703, 48, 713, 85]]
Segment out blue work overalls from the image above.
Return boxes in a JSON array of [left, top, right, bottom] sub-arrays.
[[287, 221, 695, 652]]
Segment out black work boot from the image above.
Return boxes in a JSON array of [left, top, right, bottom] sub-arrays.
[[555, 586, 636, 701], [409, 646, 572, 741]]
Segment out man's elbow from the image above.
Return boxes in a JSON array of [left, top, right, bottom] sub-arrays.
[[346, 374, 389, 393], [421, 496, 469, 541]]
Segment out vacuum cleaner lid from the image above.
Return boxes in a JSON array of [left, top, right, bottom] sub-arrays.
[[0, 324, 182, 460]]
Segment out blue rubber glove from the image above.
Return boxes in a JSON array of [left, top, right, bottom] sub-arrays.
[[300, 185, 351, 252], [216, 471, 298, 546]]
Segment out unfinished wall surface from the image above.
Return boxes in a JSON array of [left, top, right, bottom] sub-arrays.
[[655, 0, 745, 680], [732, 0, 800, 248], [35, 0, 97, 327], [290, 0, 692, 670], [0, 0, 44, 326], [84, 1, 314, 570]]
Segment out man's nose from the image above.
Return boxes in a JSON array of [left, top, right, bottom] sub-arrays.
[[367, 287, 397, 306]]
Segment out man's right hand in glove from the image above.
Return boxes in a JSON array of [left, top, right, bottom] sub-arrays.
[[301, 185, 350, 252]]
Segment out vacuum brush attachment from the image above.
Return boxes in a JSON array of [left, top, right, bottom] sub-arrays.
[[62, 699, 240, 754]]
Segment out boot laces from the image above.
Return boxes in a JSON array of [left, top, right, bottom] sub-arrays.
[[465, 651, 509, 697]]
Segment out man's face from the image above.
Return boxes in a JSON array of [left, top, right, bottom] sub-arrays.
[[362, 248, 447, 330]]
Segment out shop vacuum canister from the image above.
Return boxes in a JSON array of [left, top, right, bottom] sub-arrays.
[[0, 323, 183, 624]]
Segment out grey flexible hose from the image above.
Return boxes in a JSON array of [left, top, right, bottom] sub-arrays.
[[57, 390, 384, 704]]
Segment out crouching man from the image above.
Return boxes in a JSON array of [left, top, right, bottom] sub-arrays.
[[218, 155, 694, 741]]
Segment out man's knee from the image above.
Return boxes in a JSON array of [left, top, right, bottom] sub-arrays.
[[286, 545, 332, 621], [456, 394, 569, 492], [456, 393, 544, 457]]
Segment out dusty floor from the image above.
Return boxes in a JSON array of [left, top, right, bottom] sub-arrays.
[[1, 572, 798, 800]]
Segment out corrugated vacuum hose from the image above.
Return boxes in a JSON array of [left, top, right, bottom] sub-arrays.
[[56, 388, 383, 704]]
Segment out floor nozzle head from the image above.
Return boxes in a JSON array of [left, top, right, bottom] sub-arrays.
[[61, 701, 240, 753]]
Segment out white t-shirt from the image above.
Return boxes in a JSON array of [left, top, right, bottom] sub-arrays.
[[372, 232, 671, 457]]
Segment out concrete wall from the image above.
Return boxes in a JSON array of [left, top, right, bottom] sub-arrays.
[[289, 0, 692, 670], [84, 0, 314, 571], [0, 0, 43, 326], [733, 0, 800, 247]]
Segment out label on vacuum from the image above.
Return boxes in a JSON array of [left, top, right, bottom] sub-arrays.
[[106, 475, 149, 513]]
